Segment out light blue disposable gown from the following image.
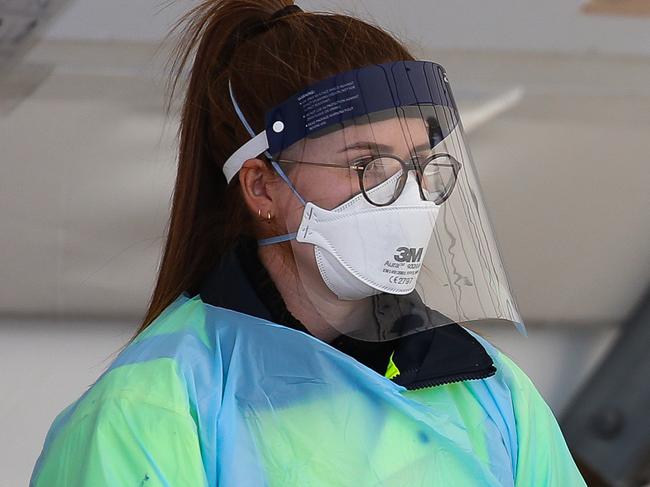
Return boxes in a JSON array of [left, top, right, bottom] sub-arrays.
[[30, 253, 586, 486]]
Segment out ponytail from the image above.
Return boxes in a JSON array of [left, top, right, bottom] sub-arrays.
[[130, 0, 414, 343]]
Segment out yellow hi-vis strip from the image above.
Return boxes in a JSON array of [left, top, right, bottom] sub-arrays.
[[385, 351, 400, 380]]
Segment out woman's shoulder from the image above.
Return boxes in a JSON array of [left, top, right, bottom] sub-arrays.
[[31, 358, 207, 486], [463, 329, 538, 393], [138, 292, 311, 345], [30, 294, 232, 485], [49, 293, 318, 425], [38, 296, 212, 448], [34, 296, 210, 459], [465, 329, 557, 430], [464, 329, 586, 486], [125, 292, 305, 366]]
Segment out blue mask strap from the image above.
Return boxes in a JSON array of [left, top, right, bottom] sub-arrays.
[[267, 158, 306, 205], [258, 232, 298, 246], [228, 80, 306, 205]]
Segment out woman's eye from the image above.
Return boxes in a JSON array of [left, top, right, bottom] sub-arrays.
[[349, 156, 374, 167], [414, 151, 434, 161]]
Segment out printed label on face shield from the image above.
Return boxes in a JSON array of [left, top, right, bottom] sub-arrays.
[[297, 81, 361, 132]]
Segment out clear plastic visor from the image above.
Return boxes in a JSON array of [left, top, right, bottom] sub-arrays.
[[264, 105, 523, 342]]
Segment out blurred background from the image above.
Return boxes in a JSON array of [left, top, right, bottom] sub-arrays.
[[1, 0, 649, 485]]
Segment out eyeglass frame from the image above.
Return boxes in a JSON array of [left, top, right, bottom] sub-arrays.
[[265, 152, 462, 207]]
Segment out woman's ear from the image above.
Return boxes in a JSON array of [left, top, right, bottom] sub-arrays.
[[238, 158, 277, 218]]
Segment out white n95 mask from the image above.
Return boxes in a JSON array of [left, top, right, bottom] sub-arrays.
[[295, 172, 440, 300]]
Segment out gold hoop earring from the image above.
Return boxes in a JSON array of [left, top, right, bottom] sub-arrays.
[[267, 211, 273, 222]]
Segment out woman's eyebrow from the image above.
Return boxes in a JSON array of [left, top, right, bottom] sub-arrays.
[[338, 141, 432, 153]]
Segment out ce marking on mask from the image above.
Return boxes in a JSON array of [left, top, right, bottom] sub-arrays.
[[383, 247, 423, 286]]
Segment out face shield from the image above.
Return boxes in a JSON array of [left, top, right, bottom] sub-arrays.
[[224, 60, 524, 341]]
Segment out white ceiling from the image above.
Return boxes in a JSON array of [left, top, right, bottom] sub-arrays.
[[43, 0, 650, 56], [1, 1, 649, 325]]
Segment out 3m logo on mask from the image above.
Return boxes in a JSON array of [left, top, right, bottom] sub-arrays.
[[394, 247, 424, 263]]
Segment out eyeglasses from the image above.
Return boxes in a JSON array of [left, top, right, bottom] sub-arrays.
[[271, 152, 462, 207]]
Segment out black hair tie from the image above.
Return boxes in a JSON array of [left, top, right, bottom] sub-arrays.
[[219, 4, 303, 76], [246, 4, 302, 37], [226, 3, 302, 51], [269, 4, 303, 22]]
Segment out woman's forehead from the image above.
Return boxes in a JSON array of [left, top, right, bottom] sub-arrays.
[[287, 116, 431, 158], [344, 115, 429, 139]]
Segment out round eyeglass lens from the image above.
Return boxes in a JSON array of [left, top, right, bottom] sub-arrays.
[[361, 156, 403, 205], [421, 154, 459, 205]]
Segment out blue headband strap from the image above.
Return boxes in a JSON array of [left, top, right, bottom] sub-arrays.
[[228, 79, 306, 205]]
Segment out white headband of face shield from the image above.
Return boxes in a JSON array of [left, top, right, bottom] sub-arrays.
[[223, 81, 274, 182]]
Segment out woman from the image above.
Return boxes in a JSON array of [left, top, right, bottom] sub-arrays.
[[30, 1, 586, 485]]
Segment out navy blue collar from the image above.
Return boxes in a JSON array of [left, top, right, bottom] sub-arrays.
[[197, 238, 496, 389]]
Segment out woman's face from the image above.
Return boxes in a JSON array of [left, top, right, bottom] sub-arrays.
[[265, 115, 435, 307]]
